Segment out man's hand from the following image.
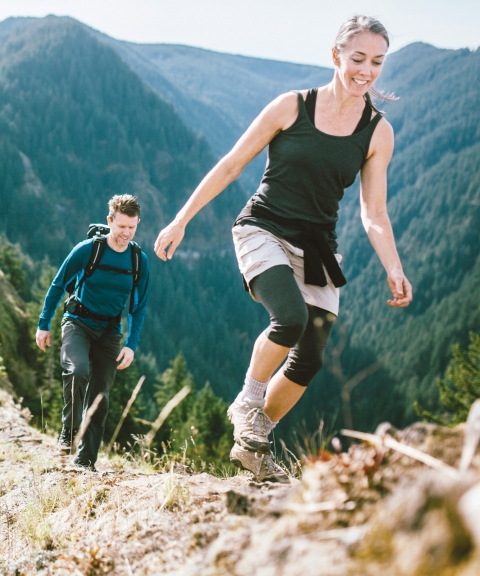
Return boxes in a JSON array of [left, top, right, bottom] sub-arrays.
[[154, 220, 185, 261], [387, 271, 413, 308], [36, 329, 51, 352], [116, 347, 134, 370]]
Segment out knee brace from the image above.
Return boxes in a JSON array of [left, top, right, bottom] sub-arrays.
[[267, 307, 309, 348], [282, 351, 325, 387]]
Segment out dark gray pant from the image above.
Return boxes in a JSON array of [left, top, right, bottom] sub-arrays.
[[60, 318, 121, 466]]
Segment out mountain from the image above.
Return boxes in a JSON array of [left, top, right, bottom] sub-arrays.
[[0, 16, 259, 409], [95, 36, 334, 192], [0, 15, 479, 435], [0, 16, 244, 259]]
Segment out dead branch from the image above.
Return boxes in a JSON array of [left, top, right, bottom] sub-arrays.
[[73, 393, 104, 451], [459, 399, 480, 472], [106, 376, 146, 455], [341, 428, 459, 479], [144, 385, 191, 446]]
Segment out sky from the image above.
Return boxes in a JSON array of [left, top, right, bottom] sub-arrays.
[[0, 0, 478, 67]]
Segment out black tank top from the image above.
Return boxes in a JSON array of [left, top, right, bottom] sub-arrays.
[[237, 90, 383, 253]]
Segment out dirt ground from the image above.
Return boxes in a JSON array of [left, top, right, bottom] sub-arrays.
[[1, 388, 480, 576]]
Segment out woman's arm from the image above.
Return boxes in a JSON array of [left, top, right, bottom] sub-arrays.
[[154, 92, 299, 261], [360, 119, 413, 308]]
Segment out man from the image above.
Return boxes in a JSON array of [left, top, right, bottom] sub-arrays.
[[36, 195, 149, 471]]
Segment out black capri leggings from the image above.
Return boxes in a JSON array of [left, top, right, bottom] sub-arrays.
[[250, 265, 336, 387]]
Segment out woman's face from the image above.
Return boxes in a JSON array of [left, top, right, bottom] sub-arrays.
[[333, 31, 388, 97]]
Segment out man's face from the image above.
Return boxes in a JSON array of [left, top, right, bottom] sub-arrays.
[[107, 212, 139, 251]]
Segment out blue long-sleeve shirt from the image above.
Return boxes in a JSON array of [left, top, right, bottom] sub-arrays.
[[38, 239, 150, 351]]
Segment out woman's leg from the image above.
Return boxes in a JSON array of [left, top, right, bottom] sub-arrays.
[[247, 264, 309, 382], [265, 306, 336, 422], [228, 265, 308, 453]]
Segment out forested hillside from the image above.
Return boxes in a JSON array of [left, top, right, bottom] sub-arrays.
[[335, 44, 480, 427], [0, 16, 263, 421], [0, 15, 478, 440], [101, 39, 334, 191]]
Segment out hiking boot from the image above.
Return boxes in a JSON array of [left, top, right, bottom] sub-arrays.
[[227, 396, 270, 454], [230, 443, 290, 484], [58, 427, 78, 452], [70, 459, 97, 473]]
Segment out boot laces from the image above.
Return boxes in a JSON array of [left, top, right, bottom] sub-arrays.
[[264, 453, 279, 473], [253, 452, 279, 474], [246, 407, 267, 437]]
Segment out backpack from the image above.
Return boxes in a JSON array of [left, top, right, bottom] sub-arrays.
[[65, 223, 142, 316]]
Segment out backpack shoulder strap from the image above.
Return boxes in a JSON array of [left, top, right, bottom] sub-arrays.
[[130, 241, 142, 288], [84, 236, 107, 279], [128, 241, 142, 314], [66, 237, 107, 295]]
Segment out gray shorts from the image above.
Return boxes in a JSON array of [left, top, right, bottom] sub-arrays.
[[232, 224, 341, 316]]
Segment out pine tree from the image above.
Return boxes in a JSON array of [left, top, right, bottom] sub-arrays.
[[153, 353, 196, 451], [0, 240, 28, 298], [104, 360, 141, 448], [415, 332, 480, 425], [152, 353, 234, 467], [188, 382, 233, 462], [26, 265, 65, 431]]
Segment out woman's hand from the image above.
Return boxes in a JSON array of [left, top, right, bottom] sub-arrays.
[[387, 270, 413, 307], [154, 220, 185, 261]]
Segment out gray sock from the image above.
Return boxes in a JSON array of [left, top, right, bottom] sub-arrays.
[[264, 413, 278, 435], [239, 372, 268, 401]]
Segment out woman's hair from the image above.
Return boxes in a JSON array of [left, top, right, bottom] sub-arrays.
[[333, 15, 397, 111]]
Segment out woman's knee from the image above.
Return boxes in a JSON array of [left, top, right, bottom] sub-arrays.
[[268, 305, 308, 348], [251, 265, 308, 347], [283, 351, 325, 387]]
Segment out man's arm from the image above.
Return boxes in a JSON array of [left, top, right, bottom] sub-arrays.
[[120, 252, 150, 364], [36, 242, 90, 351]]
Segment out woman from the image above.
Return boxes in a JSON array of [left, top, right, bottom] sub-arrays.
[[154, 15, 413, 483]]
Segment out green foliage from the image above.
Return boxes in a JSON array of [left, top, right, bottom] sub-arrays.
[[104, 360, 141, 448], [25, 265, 64, 430], [152, 353, 233, 467], [415, 332, 480, 426], [189, 382, 233, 462], [0, 261, 37, 400], [0, 240, 27, 298], [153, 353, 196, 449]]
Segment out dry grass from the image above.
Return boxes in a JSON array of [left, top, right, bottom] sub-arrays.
[[2, 390, 479, 575]]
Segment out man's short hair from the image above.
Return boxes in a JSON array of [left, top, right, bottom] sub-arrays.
[[108, 195, 141, 219]]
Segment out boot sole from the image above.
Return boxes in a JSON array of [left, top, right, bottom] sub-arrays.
[[230, 454, 288, 484], [230, 454, 260, 482], [236, 437, 271, 454]]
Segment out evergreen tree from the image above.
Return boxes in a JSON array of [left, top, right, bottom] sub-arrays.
[[0, 240, 28, 298], [153, 353, 196, 451], [152, 353, 233, 467], [415, 332, 480, 425], [26, 265, 64, 431], [188, 382, 233, 462], [104, 360, 141, 449]]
